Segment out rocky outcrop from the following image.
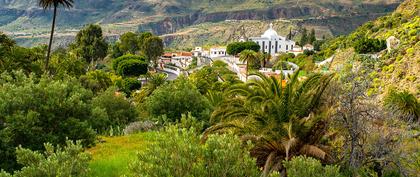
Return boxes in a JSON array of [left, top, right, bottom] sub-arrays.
[[138, 3, 400, 35]]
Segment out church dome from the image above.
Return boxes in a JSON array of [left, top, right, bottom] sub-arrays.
[[261, 23, 279, 39]]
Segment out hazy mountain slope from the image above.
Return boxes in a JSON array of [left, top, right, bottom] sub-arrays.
[[0, 0, 403, 47]]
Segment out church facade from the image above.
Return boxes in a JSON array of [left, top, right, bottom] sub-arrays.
[[249, 23, 295, 55]]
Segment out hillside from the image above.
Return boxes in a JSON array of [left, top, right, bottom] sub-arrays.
[[0, 0, 403, 48], [327, 0, 419, 97]]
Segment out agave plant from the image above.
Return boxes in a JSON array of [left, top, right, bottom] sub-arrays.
[[203, 70, 334, 175], [384, 89, 419, 123]]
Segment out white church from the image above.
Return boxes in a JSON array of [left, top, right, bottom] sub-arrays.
[[249, 23, 296, 55]]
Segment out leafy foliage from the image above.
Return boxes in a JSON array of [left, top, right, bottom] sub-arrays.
[[128, 125, 260, 177], [79, 70, 113, 94], [227, 41, 260, 56], [205, 70, 334, 175], [71, 24, 108, 64], [283, 156, 343, 177], [117, 59, 148, 77], [90, 88, 138, 133], [121, 77, 142, 95], [144, 76, 210, 122], [0, 140, 91, 177], [384, 88, 419, 122], [143, 36, 164, 67], [353, 37, 386, 54], [0, 71, 96, 171]]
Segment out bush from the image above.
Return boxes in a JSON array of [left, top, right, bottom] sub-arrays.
[[0, 71, 96, 171], [79, 70, 113, 94], [117, 59, 148, 77], [227, 41, 260, 55], [112, 54, 147, 71], [128, 125, 260, 177], [0, 141, 91, 177], [90, 88, 138, 133], [353, 37, 387, 54], [283, 156, 343, 177], [144, 76, 210, 122], [122, 77, 142, 95], [122, 121, 156, 135]]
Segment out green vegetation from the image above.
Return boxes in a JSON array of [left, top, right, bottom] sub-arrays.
[[0, 140, 90, 177], [283, 156, 343, 177], [87, 132, 156, 177], [227, 41, 260, 56], [128, 124, 260, 177], [0, 0, 419, 176]]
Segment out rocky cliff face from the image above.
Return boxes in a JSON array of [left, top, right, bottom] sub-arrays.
[[139, 3, 400, 35]]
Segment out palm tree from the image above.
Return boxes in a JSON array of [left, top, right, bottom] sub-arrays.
[[134, 72, 167, 103], [203, 70, 334, 176], [39, 0, 74, 71], [239, 50, 259, 78], [384, 89, 419, 123]]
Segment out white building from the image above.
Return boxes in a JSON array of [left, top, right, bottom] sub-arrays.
[[249, 23, 296, 56], [209, 47, 227, 58]]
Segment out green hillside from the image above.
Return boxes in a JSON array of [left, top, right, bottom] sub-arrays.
[[326, 0, 419, 96]]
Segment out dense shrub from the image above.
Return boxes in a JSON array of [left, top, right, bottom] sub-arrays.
[[0, 141, 91, 177], [79, 70, 113, 94], [144, 76, 210, 122], [0, 71, 96, 171], [353, 37, 387, 54], [112, 54, 147, 71], [122, 77, 142, 95], [116, 59, 148, 77], [128, 125, 260, 177], [283, 156, 343, 177], [90, 88, 138, 133], [227, 41, 260, 55]]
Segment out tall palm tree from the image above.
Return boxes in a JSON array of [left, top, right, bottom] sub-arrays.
[[239, 50, 259, 77], [39, 0, 74, 71], [203, 70, 334, 176]]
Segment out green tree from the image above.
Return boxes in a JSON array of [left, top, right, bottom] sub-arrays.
[[283, 156, 343, 177], [121, 77, 142, 95], [137, 32, 153, 49], [0, 71, 96, 171], [49, 49, 86, 78], [0, 141, 91, 177], [72, 24, 108, 68], [90, 88, 138, 133], [117, 59, 148, 77], [143, 36, 164, 67], [239, 50, 260, 76], [112, 54, 147, 72], [309, 29, 316, 45], [300, 28, 308, 46], [119, 32, 140, 54], [39, 0, 74, 71], [227, 41, 260, 56], [144, 76, 210, 122], [79, 70, 113, 94], [128, 124, 260, 177], [204, 71, 334, 175]]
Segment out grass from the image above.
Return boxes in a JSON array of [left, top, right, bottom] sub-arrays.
[[87, 132, 157, 177]]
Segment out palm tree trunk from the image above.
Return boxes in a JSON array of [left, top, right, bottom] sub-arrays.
[[45, 5, 57, 71]]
